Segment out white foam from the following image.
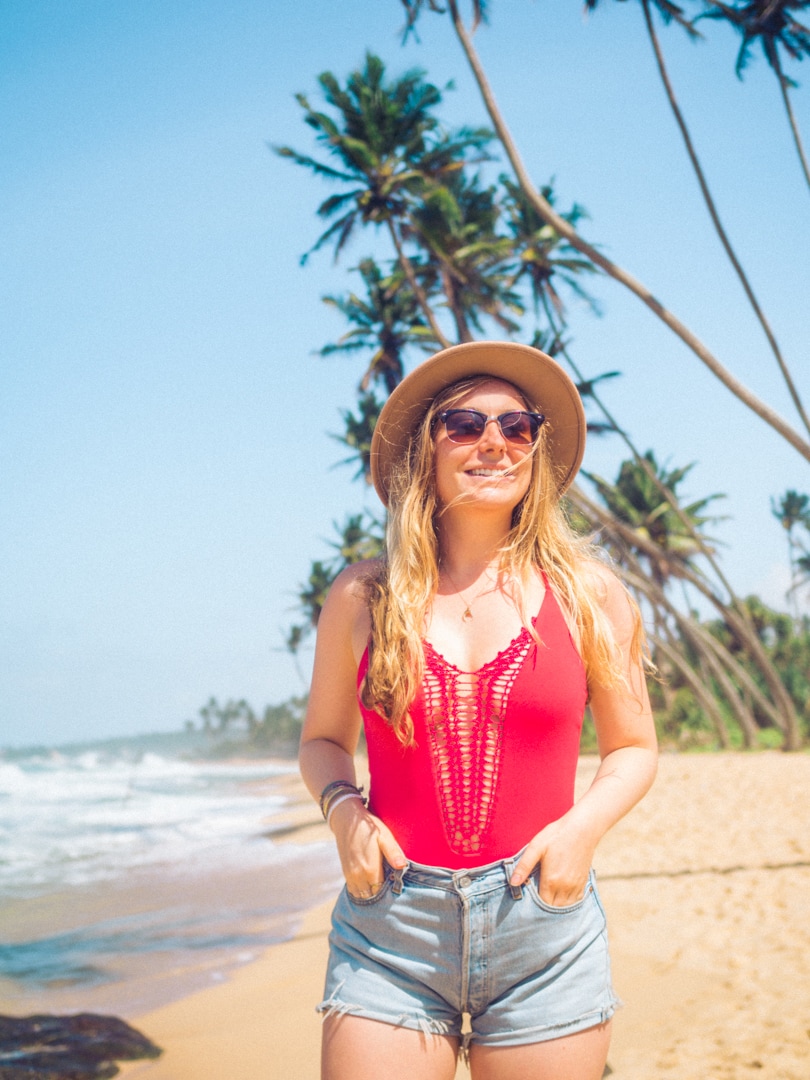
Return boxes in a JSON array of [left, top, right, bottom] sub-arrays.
[[0, 750, 302, 896]]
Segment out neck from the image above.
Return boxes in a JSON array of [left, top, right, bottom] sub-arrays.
[[437, 510, 512, 582]]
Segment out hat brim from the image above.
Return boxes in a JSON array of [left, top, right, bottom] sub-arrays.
[[369, 340, 586, 506]]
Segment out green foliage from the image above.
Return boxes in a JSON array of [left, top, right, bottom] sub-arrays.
[[192, 695, 309, 756], [585, 450, 725, 583], [699, 1, 810, 85], [286, 512, 385, 655]]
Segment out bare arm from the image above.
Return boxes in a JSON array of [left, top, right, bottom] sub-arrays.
[[509, 565, 657, 900], [298, 563, 406, 896]]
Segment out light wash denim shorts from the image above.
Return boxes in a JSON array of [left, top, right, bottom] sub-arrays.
[[318, 853, 619, 1049]]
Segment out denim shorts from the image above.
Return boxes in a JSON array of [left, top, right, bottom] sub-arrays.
[[318, 853, 619, 1049]]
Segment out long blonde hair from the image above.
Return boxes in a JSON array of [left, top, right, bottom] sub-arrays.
[[361, 376, 644, 743]]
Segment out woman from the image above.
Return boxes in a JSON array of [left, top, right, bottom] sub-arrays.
[[300, 340, 657, 1080]]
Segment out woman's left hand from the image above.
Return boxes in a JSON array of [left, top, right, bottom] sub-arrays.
[[508, 815, 596, 907]]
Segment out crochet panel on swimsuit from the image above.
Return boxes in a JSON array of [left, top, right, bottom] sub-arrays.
[[422, 629, 534, 859]]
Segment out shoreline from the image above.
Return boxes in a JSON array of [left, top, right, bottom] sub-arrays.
[[6, 752, 810, 1079]]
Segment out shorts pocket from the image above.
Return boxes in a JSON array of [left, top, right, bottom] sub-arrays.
[[345, 873, 394, 907], [524, 869, 594, 914]]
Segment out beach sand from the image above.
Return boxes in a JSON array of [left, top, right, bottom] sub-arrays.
[[117, 752, 810, 1080]]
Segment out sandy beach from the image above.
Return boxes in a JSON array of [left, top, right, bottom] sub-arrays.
[[111, 752, 810, 1079]]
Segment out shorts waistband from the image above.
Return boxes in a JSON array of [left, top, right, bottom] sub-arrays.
[[392, 850, 526, 900]]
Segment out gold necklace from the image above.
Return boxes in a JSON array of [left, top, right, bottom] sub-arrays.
[[441, 566, 492, 622]]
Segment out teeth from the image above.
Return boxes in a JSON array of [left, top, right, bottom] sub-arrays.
[[469, 469, 507, 477]]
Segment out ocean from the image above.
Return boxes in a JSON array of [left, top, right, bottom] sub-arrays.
[[0, 737, 341, 1017]]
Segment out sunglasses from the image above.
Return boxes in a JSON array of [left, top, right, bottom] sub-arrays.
[[437, 408, 546, 446]]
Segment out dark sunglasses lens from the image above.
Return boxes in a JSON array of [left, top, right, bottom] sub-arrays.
[[499, 412, 538, 444], [444, 410, 485, 443]]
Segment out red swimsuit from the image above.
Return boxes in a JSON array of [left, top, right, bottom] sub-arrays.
[[357, 586, 588, 869]]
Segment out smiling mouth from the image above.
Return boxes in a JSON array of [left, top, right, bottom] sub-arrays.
[[467, 468, 510, 477]]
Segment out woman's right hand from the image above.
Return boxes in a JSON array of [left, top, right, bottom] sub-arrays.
[[328, 796, 407, 900]]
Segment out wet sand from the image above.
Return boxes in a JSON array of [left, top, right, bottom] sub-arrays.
[[47, 753, 810, 1078]]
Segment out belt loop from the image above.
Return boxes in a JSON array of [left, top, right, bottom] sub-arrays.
[[504, 856, 523, 901], [391, 864, 408, 895]]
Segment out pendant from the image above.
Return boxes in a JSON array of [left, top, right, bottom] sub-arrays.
[[462, 606, 473, 621]]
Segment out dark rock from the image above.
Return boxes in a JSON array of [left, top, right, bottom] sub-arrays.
[[0, 1013, 161, 1079]]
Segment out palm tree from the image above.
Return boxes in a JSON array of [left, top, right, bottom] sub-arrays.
[[771, 489, 810, 610], [286, 514, 385, 656], [700, 0, 810, 192], [333, 391, 383, 483], [500, 176, 601, 322], [408, 168, 522, 340], [585, 451, 725, 587], [275, 52, 493, 345], [576, 479, 803, 745], [320, 258, 436, 393], [408, 0, 810, 462], [585, 0, 810, 438]]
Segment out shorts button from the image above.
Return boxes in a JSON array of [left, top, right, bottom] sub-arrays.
[[458, 875, 472, 888]]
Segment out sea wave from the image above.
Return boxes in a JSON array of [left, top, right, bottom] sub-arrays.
[[0, 748, 305, 897]]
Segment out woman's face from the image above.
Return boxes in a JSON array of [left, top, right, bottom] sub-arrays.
[[432, 379, 536, 517]]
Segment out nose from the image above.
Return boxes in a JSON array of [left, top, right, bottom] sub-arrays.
[[478, 416, 508, 452]]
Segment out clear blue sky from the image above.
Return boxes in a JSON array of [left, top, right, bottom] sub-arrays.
[[2, 0, 808, 748]]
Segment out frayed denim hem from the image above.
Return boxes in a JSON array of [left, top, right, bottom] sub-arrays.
[[317, 980, 454, 1040]]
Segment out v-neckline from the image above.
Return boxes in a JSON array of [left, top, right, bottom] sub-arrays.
[[422, 587, 547, 676]]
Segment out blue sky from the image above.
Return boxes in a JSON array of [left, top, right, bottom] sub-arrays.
[[2, 0, 808, 747]]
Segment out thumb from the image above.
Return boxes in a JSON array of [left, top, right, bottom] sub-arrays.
[[509, 838, 546, 887], [377, 825, 408, 870]]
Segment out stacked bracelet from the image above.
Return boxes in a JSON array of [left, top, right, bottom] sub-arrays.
[[325, 791, 365, 826], [319, 779, 366, 820]]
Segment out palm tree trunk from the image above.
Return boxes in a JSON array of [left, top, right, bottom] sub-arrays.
[[446, 0, 810, 464], [654, 628, 732, 746], [773, 50, 810, 194], [387, 220, 451, 348], [440, 266, 474, 342], [622, 564, 764, 745], [641, 0, 810, 439], [573, 484, 803, 748], [542, 295, 748, 608]]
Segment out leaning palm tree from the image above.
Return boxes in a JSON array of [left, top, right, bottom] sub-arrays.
[[275, 52, 493, 346], [584, 451, 726, 589], [576, 478, 803, 746], [401, 0, 810, 462], [585, 0, 810, 437], [700, 0, 810, 192]]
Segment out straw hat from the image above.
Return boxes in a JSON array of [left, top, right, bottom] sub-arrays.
[[369, 340, 586, 506]]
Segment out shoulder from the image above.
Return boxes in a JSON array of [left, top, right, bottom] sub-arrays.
[[576, 558, 638, 640], [324, 557, 382, 610], [318, 558, 381, 660]]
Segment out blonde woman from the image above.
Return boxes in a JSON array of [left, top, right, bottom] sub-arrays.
[[300, 341, 657, 1080]]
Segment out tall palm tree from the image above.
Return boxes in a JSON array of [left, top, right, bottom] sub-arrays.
[[275, 52, 493, 345], [408, 168, 522, 340], [700, 0, 810, 192], [320, 258, 436, 393], [411, 0, 810, 462], [585, 0, 810, 438], [771, 489, 810, 610], [500, 176, 601, 321], [333, 391, 383, 483]]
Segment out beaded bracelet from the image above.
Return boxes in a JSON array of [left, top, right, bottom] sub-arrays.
[[318, 779, 357, 816], [325, 791, 365, 827]]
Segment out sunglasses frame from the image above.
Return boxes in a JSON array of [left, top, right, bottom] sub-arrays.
[[436, 408, 546, 446]]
